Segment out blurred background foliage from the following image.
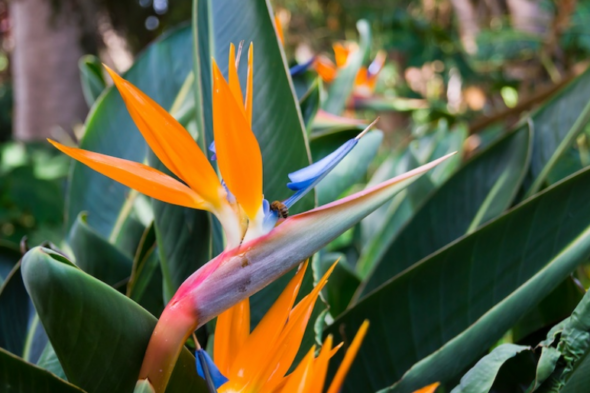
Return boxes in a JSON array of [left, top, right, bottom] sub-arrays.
[[2, 0, 590, 251]]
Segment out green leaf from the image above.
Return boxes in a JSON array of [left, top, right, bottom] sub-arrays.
[[317, 131, 383, 205], [428, 125, 467, 185], [0, 241, 20, 287], [0, 347, 85, 393], [524, 68, 590, 196], [193, 0, 315, 323], [67, 26, 193, 239], [315, 252, 360, 317], [127, 224, 164, 316], [21, 247, 206, 393], [356, 149, 435, 279], [0, 262, 30, 356], [79, 55, 106, 107], [206, 0, 313, 214], [512, 278, 583, 342], [36, 343, 66, 381], [322, 20, 371, 115], [358, 127, 531, 297], [68, 212, 133, 288], [326, 165, 590, 393], [451, 344, 531, 393], [299, 78, 322, 135]]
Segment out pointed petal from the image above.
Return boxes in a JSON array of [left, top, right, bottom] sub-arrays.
[[196, 349, 229, 389], [104, 66, 223, 206], [258, 263, 335, 390], [284, 139, 358, 208], [413, 383, 441, 393], [228, 43, 245, 112], [48, 140, 207, 209], [355, 67, 369, 87], [326, 320, 369, 393], [213, 298, 250, 375], [308, 335, 334, 393], [314, 56, 337, 83], [282, 120, 378, 209], [228, 262, 308, 383], [333, 43, 351, 68], [245, 44, 254, 125], [179, 153, 454, 326], [329, 342, 344, 358], [280, 345, 316, 393], [212, 60, 263, 219]]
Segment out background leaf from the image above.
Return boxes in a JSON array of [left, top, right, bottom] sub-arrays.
[[0, 347, 85, 393], [358, 127, 531, 297], [21, 247, 206, 393], [326, 166, 590, 393], [67, 26, 193, 240]]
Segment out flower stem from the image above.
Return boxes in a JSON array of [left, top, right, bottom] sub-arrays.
[[138, 298, 198, 393]]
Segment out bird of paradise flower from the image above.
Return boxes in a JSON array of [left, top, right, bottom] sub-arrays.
[[50, 42, 452, 393]]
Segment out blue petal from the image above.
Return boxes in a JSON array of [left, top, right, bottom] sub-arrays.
[[262, 199, 280, 232], [290, 57, 315, 77], [209, 141, 217, 161], [284, 138, 358, 208], [367, 56, 383, 78], [196, 349, 228, 389]]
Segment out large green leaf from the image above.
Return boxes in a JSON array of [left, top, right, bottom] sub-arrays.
[[67, 26, 193, 238], [21, 247, 206, 393], [0, 262, 30, 356], [68, 212, 133, 288], [357, 149, 434, 278], [0, 347, 85, 393], [525, 68, 590, 196], [326, 166, 590, 393], [299, 78, 322, 136], [0, 241, 20, 287], [191, 0, 315, 324], [207, 0, 313, 213], [451, 344, 531, 393], [358, 127, 531, 297]]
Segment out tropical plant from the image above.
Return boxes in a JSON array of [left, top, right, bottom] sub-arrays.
[[3, 1, 590, 393]]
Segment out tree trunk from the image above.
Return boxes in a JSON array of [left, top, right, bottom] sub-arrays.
[[11, 0, 88, 141]]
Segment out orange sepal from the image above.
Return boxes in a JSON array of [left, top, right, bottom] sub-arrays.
[[228, 43, 245, 113], [327, 320, 370, 393], [49, 140, 207, 209], [212, 60, 263, 220], [260, 262, 337, 391], [228, 262, 308, 385], [213, 298, 250, 375], [314, 56, 337, 83], [307, 335, 334, 393], [280, 345, 316, 393], [413, 382, 441, 393], [104, 66, 223, 206], [333, 42, 351, 68]]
